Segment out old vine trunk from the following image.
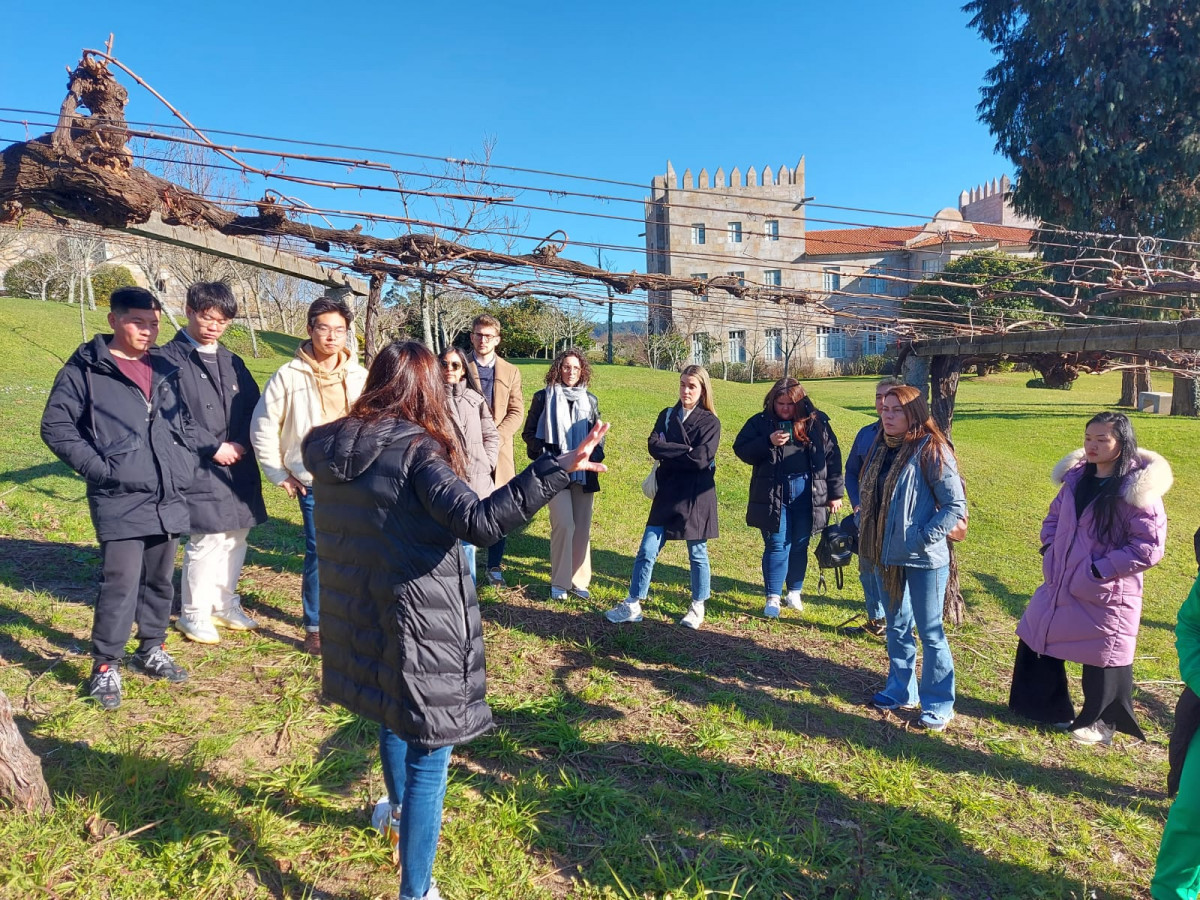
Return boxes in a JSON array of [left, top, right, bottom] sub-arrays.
[[0, 689, 52, 814]]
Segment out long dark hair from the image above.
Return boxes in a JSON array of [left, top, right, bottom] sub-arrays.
[[883, 385, 955, 475], [351, 341, 466, 476], [1084, 411, 1138, 548], [762, 378, 818, 444]]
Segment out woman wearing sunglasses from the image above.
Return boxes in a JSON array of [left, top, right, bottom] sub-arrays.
[[440, 346, 500, 583]]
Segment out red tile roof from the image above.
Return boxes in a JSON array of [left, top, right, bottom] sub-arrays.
[[804, 223, 1034, 256]]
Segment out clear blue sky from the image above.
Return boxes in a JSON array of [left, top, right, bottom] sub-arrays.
[[1, 0, 1011, 315]]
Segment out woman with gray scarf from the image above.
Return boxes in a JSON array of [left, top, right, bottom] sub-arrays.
[[440, 346, 499, 583], [522, 349, 604, 600]]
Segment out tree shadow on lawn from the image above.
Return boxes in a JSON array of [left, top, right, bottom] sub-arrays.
[[0, 536, 98, 604], [15, 720, 386, 900], [0, 460, 90, 499], [485, 601, 1165, 814], [462, 703, 1143, 900]]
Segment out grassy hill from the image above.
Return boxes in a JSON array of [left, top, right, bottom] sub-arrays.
[[0, 295, 1193, 898]]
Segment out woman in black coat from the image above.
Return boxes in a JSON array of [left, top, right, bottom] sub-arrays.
[[522, 349, 605, 600], [733, 379, 843, 618], [302, 341, 607, 900], [604, 364, 721, 630]]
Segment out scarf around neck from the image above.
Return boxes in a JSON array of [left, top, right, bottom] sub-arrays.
[[858, 430, 922, 607], [537, 384, 591, 483]]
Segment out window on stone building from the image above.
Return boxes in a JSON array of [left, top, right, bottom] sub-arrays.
[[765, 220, 780, 241], [764, 269, 782, 287], [863, 326, 886, 355], [822, 267, 842, 293], [728, 330, 747, 363], [922, 258, 944, 274], [765, 328, 782, 361], [864, 265, 888, 295], [691, 224, 706, 245], [691, 332, 710, 364], [727, 222, 742, 243], [816, 326, 846, 359], [692, 272, 708, 302], [729, 271, 746, 286]]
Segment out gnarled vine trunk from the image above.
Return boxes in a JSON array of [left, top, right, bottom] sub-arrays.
[[0, 689, 52, 814]]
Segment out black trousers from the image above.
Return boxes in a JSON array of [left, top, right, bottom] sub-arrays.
[[91, 535, 178, 669], [1008, 638, 1145, 739]]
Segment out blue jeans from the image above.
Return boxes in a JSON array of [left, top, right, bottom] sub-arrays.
[[486, 535, 506, 570], [298, 488, 319, 631], [461, 542, 476, 585], [760, 497, 812, 597], [858, 564, 889, 621], [879, 565, 955, 718], [629, 526, 710, 603], [380, 726, 454, 900]]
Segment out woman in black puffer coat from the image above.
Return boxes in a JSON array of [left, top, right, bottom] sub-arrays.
[[733, 379, 843, 619], [302, 341, 607, 900]]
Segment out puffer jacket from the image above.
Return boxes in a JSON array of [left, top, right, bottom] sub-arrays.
[[302, 416, 570, 749], [870, 435, 967, 570], [733, 410, 843, 534], [1017, 448, 1171, 668], [41, 334, 196, 542], [446, 380, 499, 498]]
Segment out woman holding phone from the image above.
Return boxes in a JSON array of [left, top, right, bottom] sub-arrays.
[[733, 378, 844, 617]]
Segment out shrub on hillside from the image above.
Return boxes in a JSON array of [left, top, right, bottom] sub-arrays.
[[1026, 376, 1073, 390], [89, 265, 137, 306], [3, 255, 61, 300]]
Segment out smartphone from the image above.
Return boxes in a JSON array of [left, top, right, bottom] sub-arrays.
[[776, 420, 792, 444]]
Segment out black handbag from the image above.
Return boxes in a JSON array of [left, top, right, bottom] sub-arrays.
[[814, 514, 857, 593]]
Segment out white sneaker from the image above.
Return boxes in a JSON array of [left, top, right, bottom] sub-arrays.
[[785, 590, 804, 611], [679, 601, 705, 630], [549, 586, 569, 601], [764, 596, 782, 618], [175, 615, 220, 644], [486, 568, 506, 588], [1070, 721, 1115, 746], [570, 587, 591, 601], [604, 599, 643, 624], [212, 601, 258, 631]]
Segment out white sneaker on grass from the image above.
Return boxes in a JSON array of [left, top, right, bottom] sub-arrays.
[[175, 615, 220, 644], [604, 599, 642, 624], [1070, 721, 1115, 746], [212, 600, 258, 631], [549, 586, 569, 601], [371, 795, 401, 861], [785, 590, 804, 611], [679, 601, 705, 630], [764, 596, 782, 618]]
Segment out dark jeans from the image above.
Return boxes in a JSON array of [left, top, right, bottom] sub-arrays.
[[298, 488, 319, 631], [92, 534, 178, 668], [486, 535, 506, 571]]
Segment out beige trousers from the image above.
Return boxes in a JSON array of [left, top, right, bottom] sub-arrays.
[[547, 483, 594, 591], [181, 528, 250, 620]]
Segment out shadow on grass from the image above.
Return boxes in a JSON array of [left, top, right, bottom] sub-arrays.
[[15, 718, 384, 900]]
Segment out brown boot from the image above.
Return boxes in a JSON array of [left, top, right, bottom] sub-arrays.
[[303, 631, 322, 655]]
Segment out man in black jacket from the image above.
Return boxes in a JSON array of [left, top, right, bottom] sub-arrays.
[[41, 287, 195, 710], [157, 282, 267, 644]]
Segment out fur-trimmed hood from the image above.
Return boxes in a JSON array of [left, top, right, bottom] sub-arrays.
[[1051, 448, 1173, 509]]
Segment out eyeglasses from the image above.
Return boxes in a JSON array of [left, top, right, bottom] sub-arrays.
[[312, 325, 348, 337], [195, 313, 232, 327], [440, 361, 463, 371], [472, 331, 499, 342]]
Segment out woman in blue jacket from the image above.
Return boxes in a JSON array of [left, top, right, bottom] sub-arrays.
[[857, 384, 966, 731]]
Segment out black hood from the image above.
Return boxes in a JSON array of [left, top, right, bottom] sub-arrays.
[[305, 416, 424, 484]]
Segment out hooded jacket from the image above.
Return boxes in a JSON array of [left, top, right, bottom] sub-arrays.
[[302, 415, 570, 748], [250, 342, 367, 487], [733, 410, 843, 534], [1017, 448, 1171, 668], [445, 380, 500, 499], [40, 334, 196, 542], [156, 331, 267, 533]]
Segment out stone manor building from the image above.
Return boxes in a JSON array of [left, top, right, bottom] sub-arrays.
[[643, 162, 1036, 371]]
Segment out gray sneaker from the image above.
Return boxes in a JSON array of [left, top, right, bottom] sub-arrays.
[[604, 599, 642, 624], [129, 645, 188, 683], [88, 664, 122, 710], [212, 602, 258, 631], [486, 568, 507, 588]]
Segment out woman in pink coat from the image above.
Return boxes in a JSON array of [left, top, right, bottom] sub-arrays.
[[1010, 412, 1171, 746]]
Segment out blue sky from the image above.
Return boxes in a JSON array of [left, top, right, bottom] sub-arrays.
[[2, 1, 1011, 315]]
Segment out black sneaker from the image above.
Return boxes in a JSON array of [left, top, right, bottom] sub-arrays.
[[129, 645, 188, 683], [88, 664, 122, 710]]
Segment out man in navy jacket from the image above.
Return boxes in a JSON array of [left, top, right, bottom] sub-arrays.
[[41, 287, 196, 710]]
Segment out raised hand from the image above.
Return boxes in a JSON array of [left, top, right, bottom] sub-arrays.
[[557, 421, 610, 474]]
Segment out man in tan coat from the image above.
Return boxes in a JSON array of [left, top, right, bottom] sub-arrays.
[[465, 313, 523, 586]]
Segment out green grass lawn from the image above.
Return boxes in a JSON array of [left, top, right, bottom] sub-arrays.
[[0, 295, 1194, 899]]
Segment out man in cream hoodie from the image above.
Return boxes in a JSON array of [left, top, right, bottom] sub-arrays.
[[251, 296, 366, 655]]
